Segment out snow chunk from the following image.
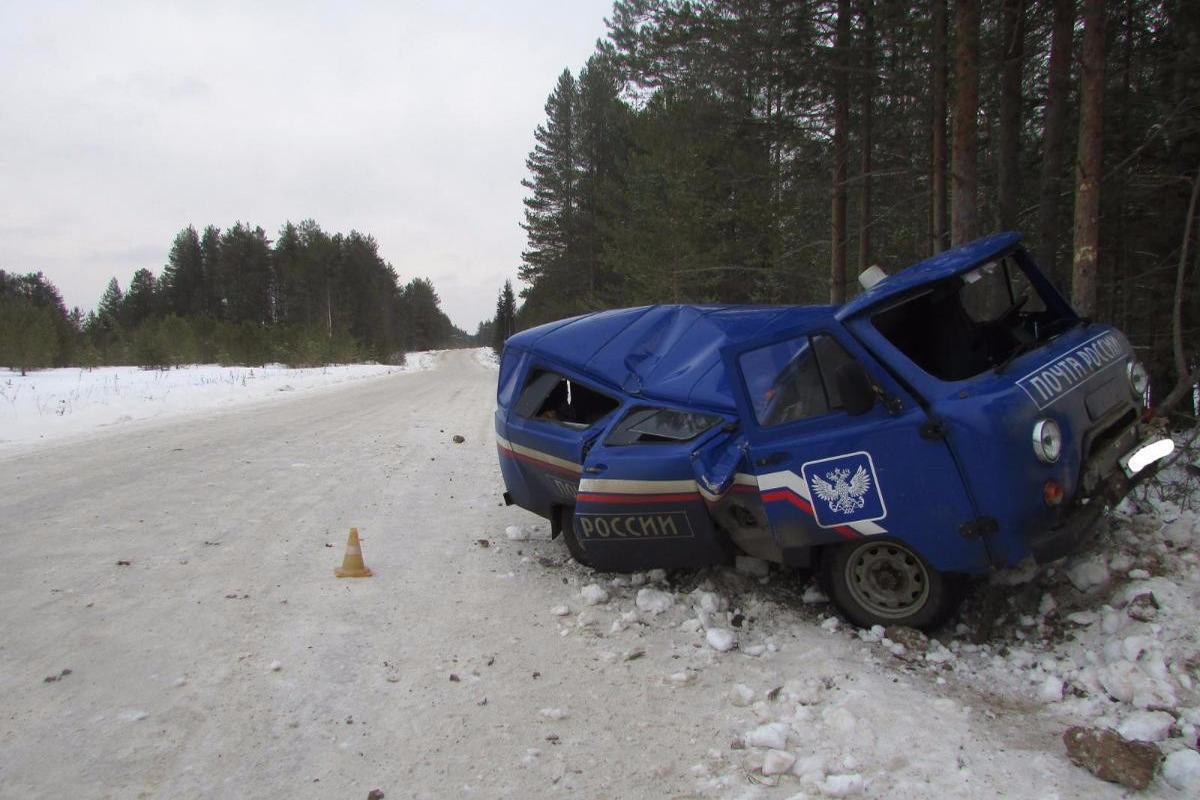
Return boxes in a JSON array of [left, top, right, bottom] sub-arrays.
[[580, 584, 610, 605], [735, 556, 769, 578], [706, 628, 737, 652], [268, 660, 283, 672], [1038, 676, 1064, 703], [505, 525, 531, 541], [762, 749, 796, 776], [1066, 555, 1109, 591], [635, 588, 674, 615], [694, 591, 725, 614], [539, 707, 568, 720], [1116, 710, 1174, 742], [745, 722, 790, 750], [1162, 748, 1200, 791], [1108, 552, 1135, 573], [550, 605, 570, 617], [821, 773, 865, 796], [679, 618, 703, 633], [802, 584, 829, 604], [610, 610, 641, 633], [729, 684, 755, 707]]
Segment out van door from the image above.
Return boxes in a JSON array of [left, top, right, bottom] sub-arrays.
[[722, 326, 989, 574], [572, 406, 732, 572], [498, 367, 620, 519]]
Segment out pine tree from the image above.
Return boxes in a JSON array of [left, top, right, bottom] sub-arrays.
[[124, 268, 158, 328], [520, 69, 579, 324], [492, 280, 517, 354], [161, 226, 205, 316], [0, 295, 58, 375]]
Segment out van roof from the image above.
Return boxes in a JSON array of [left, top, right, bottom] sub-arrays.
[[507, 304, 835, 412], [838, 231, 1022, 319], [506, 233, 1024, 412]]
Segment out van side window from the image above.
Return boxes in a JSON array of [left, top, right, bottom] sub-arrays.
[[740, 333, 856, 426], [514, 369, 619, 429]]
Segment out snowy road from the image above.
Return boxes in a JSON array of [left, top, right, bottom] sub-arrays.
[[0, 350, 1192, 798]]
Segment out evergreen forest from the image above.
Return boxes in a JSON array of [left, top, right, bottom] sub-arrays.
[[492, 0, 1199, 415], [0, 221, 465, 374]]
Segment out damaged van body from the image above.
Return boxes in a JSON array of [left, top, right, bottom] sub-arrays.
[[495, 233, 1173, 628]]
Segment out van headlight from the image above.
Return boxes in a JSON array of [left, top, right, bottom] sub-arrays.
[[1127, 360, 1149, 399], [1032, 419, 1062, 464]]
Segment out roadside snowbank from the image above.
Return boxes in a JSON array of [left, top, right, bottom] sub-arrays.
[[498, 456, 1200, 795], [0, 350, 442, 449]]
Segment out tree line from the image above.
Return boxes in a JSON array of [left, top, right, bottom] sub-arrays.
[[1, 221, 466, 375], [491, 0, 1198, 415]]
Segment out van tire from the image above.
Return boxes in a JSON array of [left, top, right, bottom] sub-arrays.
[[557, 506, 591, 566], [822, 538, 956, 631]]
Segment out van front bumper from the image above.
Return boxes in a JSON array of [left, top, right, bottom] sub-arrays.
[[1029, 430, 1173, 564]]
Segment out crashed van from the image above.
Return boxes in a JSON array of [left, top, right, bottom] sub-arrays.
[[495, 233, 1173, 628]]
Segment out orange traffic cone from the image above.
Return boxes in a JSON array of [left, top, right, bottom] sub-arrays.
[[335, 528, 373, 578]]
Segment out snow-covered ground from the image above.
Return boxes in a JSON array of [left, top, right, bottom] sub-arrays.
[[0, 353, 436, 450], [0, 347, 1197, 797]]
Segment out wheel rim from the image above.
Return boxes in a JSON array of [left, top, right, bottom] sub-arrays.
[[843, 541, 930, 621]]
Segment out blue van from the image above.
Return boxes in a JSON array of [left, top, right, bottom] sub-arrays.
[[495, 233, 1174, 628]]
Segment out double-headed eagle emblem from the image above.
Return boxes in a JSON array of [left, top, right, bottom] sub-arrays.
[[810, 466, 872, 515]]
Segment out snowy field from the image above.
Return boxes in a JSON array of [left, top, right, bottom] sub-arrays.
[[0, 353, 436, 451], [0, 347, 1197, 797]]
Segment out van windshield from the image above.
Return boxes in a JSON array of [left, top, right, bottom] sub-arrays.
[[870, 254, 1076, 381]]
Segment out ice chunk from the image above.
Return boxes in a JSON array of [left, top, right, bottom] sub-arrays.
[[505, 525, 531, 541], [821, 773, 865, 796], [802, 584, 829, 604], [1038, 676, 1064, 703], [1066, 555, 1109, 591], [763, 749, 796, 776], [1163, 748, 1200, 791], [580, 584, 610, 605], [729, 684, 755, 707], [706, 628, 737, 652], [695, 591, 724, 614], [635, 587, 674, 614], [745, 721, 790, 750], [1116, 710, 1174, 742]]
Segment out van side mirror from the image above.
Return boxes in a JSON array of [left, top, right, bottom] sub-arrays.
[[835, 362, 876, 416]]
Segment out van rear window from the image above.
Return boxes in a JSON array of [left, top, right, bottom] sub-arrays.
[[514, 370, 618, 429]]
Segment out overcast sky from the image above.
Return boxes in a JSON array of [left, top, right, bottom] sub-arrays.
[[0, 0, 614, 332]]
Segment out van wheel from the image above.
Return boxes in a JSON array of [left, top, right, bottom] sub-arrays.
[[822, 539, 955, 630], [557, 507, 591, 566]]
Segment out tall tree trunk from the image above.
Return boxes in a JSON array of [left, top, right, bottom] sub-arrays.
[[951, 0, 980, 247], [997, 0, 1025, 231], [831, 0, 851, 302], [859, 0, 875, 272], [1036, 0, 1075, 287], [1173, 166, 1200, 387], [1072, 0, 1106, 317], [931, 0, 949, 254]]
